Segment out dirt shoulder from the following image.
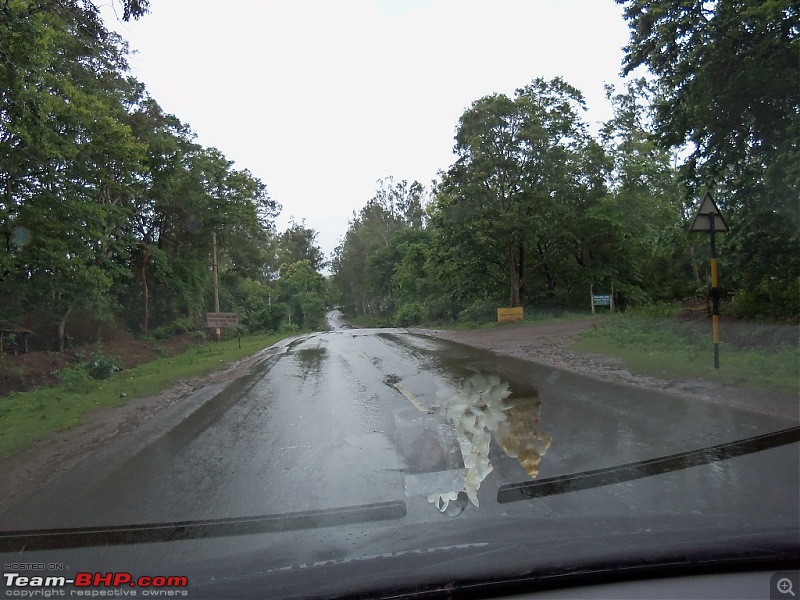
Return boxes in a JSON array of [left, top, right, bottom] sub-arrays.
[[417, 319, 798, 421]]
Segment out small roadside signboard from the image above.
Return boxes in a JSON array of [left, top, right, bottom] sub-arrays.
[[590, 284, 615, 314], [593, 294, 611, 307], [206, 312, 239, 329], [497, 307, 523, 323]]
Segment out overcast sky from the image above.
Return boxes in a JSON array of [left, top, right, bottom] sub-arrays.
[[101, 0, 633, 265]]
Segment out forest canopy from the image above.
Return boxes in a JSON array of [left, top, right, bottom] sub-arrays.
[[2, 0, 797, 357]]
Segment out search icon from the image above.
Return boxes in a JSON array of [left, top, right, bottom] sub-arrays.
[[778, 578, 796, 597]]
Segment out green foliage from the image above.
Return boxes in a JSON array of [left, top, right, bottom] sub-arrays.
[[57, 364, 93, 391], [394, 303, 424, 327], [277, 219, 325, 273], [437, 77, 596, 309], [86, 347, 122, 380], [728, 279, 800, 322], [331, 178, 431, 316], [278, 260, 326, 329], [0, 3, 286, 348], [617, 0, 800, 319], [458, 300, 500, 325], [57, 347, 121, 389]]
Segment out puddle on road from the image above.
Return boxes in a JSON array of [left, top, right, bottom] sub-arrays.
[[393, 368, 553, 514]]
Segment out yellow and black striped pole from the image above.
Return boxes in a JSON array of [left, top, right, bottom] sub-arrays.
[[709, 213, 720, 369], [689, 191, 729, 371]]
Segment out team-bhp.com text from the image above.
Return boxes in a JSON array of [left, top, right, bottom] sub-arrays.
[[3, 573, 188, 597]]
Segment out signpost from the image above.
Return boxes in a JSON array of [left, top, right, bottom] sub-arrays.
[[497, 307, 523, 323], [590, 284, 615, 314], [206, 312, 239, 329], [689, 191, 730, 369]]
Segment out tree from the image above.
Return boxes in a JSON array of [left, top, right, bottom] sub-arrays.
[[17, 0, 150, 22], [0, 2, 146, 349], [594, 79, 693, 302], [277, 219, 325, 273], [278, 260, 325, 328], [436, 77, 593, 307], [618, 0, 800, 317], [331, 178, 428, 315], [618, 0, 798, 176]]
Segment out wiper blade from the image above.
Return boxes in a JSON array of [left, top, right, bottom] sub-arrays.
[[0, 500, 407, 552], [498, 425, 800, 504]]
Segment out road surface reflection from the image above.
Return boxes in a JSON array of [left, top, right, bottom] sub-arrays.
[[428, 373, 553, 511]]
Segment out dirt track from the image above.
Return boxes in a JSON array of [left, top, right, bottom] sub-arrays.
[[417, 319, 799, 421]]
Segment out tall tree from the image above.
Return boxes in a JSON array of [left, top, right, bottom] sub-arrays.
[[331, 178, 428, 315], [1, 2, 146, 349], [436, 77, 593, 307], [277, 219, 325, 273], [618, 0, 800, 316]]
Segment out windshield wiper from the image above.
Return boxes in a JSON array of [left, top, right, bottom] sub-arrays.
[[0, 500, 406, 552], [498, 425, 800, 504]]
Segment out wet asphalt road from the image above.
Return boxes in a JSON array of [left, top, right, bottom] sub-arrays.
[[1, 311, 797, 533]]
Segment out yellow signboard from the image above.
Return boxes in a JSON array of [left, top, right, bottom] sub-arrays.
[[497, 307, 523, 323]]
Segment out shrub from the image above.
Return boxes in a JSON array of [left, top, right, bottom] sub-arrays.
[[85, 347, 122, 380], [458, 300, 499, 324], [394, 303, 423, 327], [57, 365, 92, 390]]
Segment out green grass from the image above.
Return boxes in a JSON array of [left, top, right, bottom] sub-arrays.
[[575, 315, 799, 395], [347, 314, 392, 328], [0, 331, 300, 460]]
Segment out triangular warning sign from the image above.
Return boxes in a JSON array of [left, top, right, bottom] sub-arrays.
[[689, 191, 730, 232]]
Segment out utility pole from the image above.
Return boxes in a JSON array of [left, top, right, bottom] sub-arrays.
[[212, 231, 221, 342]]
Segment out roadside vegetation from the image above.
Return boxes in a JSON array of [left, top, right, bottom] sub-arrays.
[[576, 312, 799, 396], [1, 3, 329, 363], [330, 3, 798, 330], [0, 330, 300, 460]]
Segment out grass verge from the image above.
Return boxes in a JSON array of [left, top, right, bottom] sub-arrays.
[[348, 310, 594, 330], [575, 315, 799, 395], [346, 314, 391, 328], [0, 331, 300, 460]]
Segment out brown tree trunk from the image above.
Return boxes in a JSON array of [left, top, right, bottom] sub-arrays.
[[139, 251, 150, 332], [507, 242, 521, 307], [57, 308, 70, 353]]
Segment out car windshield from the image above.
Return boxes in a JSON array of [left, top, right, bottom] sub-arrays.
[[1, 1, 798, 599]]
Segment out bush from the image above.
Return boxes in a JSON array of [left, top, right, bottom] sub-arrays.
[[458, 300, 499, 324], [279, 323, 300, 334], [85, 347, 122, 380], [728, 279, 800, 321], [57, 365, 92, 390], [394, 303, 423, 327], [243, 304, 288, 334], [147, 316, 199, 340]]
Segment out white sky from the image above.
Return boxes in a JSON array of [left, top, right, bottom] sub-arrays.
[[101, 0, 633, 265]]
